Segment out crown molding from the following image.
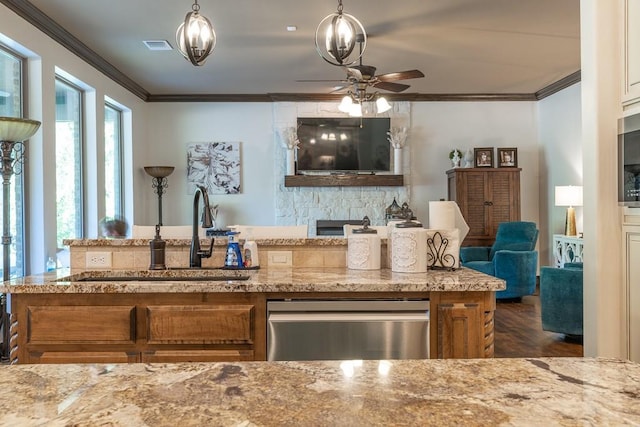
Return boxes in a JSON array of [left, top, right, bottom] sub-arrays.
[[2, 0, 580, 104], [0, 0, 150, 101], [535, 71, 582, 100]]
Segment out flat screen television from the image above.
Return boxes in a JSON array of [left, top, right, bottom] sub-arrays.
[[296, 117, 391, 173], [619, 112, 640, 206]]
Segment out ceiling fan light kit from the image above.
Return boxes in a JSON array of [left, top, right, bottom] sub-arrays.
[[176, 0, 216, 66], [315, 0, 367, 66]]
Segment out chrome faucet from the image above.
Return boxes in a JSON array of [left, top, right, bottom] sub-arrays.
[[190, 185, 215, 268]]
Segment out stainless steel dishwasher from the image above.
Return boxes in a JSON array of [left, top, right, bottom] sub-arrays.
[[267, 300, 429, 361]]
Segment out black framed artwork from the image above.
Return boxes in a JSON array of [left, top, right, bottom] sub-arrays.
[[474, 147, 494, 168], [497, 148, 518, 167]]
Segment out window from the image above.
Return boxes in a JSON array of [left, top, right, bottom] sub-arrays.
[[104, 103, 123, 219], [55, 78, 83, 248], [0, 45, 25, 278]]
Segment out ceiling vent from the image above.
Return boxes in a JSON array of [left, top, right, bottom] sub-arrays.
[[143, 40, 173, 51]]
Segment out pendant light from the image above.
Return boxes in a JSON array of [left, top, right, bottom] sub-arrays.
[[315, 0, 367, 66], [176, 0, 216, 66]]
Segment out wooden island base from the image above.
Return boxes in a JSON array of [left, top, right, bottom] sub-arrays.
[[10, 290, 494, 364]]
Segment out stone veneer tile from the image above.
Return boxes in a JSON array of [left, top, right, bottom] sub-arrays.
[[70, 248, 87, 271], [293, 249, 325, 268], [323, 250, 347, 268], [133, 248, 151, 270], [112, 249, 134, 270]]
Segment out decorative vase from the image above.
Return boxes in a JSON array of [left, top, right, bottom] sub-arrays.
[[286, 149, 295, 175], [394, 148, 402, 174]]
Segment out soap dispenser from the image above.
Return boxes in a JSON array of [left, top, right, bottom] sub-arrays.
[[224, 231, 243, 268], [242, 229, 259, 268]]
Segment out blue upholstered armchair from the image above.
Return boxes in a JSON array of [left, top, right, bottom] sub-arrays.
[[460, 221, 539, 300], [540, 263, 583, 337]]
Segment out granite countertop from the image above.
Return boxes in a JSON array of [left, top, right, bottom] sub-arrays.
[[0, 267, 505, 294], [63, 237, 350, 247], [0, 357, 638, 426]]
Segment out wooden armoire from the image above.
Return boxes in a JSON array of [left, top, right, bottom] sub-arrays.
[[446, 168, 521, 247]]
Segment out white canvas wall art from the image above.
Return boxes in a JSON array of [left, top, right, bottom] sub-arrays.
[[187, 142, 241, 194]]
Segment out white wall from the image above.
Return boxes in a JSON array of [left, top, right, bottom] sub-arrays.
[[537, 83, 583, 266], [143, 102, 274, 229], [141, 101, 543, 235], [0, 4, 147, 273], [410, 102, 540, 228]]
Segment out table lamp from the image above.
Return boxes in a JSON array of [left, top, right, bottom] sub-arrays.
[[555, 185, 583, 236]]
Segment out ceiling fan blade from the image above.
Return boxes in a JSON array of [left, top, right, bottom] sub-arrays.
[[376, 69, 425, 82], [296, 79, 348, 83], [373, 81, 411, 93]]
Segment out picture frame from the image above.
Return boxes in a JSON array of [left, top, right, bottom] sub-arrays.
[[474, 147, 494, 168], [497, 147, 518, 168]]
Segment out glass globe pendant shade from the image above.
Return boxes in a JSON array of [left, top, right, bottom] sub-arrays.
[[315, 2, 366, 66], [176, 2, 216, 66]]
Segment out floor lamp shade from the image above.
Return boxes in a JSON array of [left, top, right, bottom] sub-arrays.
[[555, 185, 583, 236]]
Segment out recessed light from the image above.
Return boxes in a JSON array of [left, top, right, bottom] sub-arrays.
[[143, 40, 173, 51], [286, 25, 297, 32]]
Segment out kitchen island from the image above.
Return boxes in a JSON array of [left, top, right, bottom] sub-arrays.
[[0, 357, 639, 425], [1, 266, 504, 364]]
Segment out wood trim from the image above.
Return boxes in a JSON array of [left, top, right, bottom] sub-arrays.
[[0, 0, 150, 101], [535, 71, 582, 100], [284, 174, 404, 187]]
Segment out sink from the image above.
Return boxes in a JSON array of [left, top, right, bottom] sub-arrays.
[[56, 269, 252, 283], [76, 275, 250, 282]]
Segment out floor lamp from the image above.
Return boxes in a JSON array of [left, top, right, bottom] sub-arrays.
[[0, 117, 41, 362], [555, 185, 583, 236]]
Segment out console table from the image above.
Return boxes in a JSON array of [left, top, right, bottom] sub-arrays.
[[553, 234, 584, 267]]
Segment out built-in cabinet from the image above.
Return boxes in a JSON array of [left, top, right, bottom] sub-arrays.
[[10, 290, 496, 363], [623, 218, 640, 363], [11, 293, 266, 364], [623, 0, 640, 106], [447, 168, 521, 246]]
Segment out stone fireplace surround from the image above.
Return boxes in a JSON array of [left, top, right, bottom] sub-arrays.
[[273, 101, 411, 236]]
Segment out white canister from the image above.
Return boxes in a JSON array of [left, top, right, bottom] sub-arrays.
[[347, 232, 381, 270], [391, 227, 428, 273]]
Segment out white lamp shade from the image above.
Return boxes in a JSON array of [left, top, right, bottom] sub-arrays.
[[338, 96, 353, 113], [349, 103, 362, 117], [0, 117, 41, 142], [376, 96, 392, 113], [555, 185, 583, 207]]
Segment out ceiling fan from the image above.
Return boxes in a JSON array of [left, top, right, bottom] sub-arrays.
[[300, 34, 425, 96]]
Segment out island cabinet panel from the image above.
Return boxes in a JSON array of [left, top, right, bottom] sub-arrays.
[[27, 305, 136, 344], [10, 293, 267, 365], [141, 349, 255, 363], [430, 291, 495, 359], [146, 305, 254, 344], [28, 351, 139, 364]]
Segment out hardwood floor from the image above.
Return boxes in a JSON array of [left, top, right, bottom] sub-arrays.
[[494, 292, 584, 358]]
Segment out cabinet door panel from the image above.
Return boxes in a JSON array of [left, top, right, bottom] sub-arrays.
[[28, 351, 139, 364], [147, 305, 254, 344], [465, 172, 490, 240], [624, 0, 640, 104], [142, 349, 254, 363], [628, 232, 640, 362], [27, 306, 136, 344], [437, 302, 483, 359]]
